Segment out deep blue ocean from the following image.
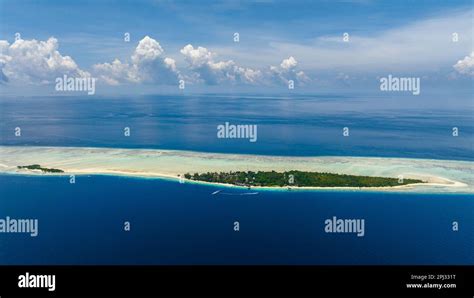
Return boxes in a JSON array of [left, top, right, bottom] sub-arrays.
[[0, 93, 473, 265]]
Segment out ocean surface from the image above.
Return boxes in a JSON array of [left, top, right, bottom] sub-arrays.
[[0, 93, 473, 265], [1, 93, 473, 160]]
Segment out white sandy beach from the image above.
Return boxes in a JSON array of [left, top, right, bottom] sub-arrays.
[[0, 146, 472, 193]]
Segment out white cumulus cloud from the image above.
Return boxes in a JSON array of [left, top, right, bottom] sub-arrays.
[[270, 56, 310, 85], [453, 52, 474, 77], [93, 36, 179, 85], [180, 44, 262, 85], [0, 37, 89, 84], [0, 36, 312, 88]]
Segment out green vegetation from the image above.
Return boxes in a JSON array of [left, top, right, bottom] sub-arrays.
[[17, 164, 64, 173], [184, 170, 424, 188]]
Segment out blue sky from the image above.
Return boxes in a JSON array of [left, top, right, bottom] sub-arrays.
[[0, 0, 472, 94]]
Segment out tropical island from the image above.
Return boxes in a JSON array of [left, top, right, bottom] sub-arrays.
[[184, 170, 424, 188], [0, 146, 470, 193], [17, 164, 64, 173]]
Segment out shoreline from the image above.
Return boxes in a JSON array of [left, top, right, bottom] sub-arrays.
[[0, 170, 471, 194], [0, 145, 473, 193]]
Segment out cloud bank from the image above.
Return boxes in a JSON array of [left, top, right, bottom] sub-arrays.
[[0, 37, 88, 84], [0, 36, 309, 88]]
